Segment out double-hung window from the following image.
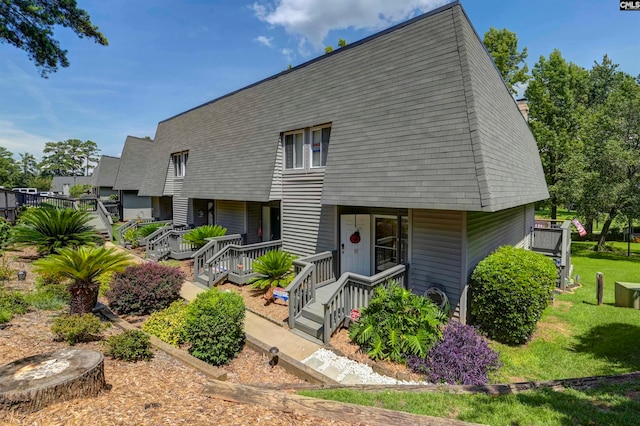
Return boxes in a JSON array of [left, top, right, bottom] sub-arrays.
[[311, 126, 331, 168], [172, 151, 188, 177], [284, 125, 331, 170], [284, 132, 304, 169]]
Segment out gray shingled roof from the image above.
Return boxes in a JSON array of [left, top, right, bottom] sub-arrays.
[[114, 136, 154, 191], [92, 155, 120, 188], [138, 1, 548, 212]]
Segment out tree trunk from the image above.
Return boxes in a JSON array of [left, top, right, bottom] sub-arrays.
[[69, 285, 99, 315], [596, 209, 617, 251], [0, 349, 105, 413], [551, 204, 557, 220]]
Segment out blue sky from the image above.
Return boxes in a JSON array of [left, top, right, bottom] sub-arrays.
[[1, 0, 638, 162]]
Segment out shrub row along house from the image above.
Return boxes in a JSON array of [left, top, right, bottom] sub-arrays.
[[93, 2, 548, 330]]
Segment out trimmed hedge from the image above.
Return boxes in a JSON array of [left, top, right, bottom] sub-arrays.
[[469, 245, 557, 345], [106, 263, 185, 315], [141, 300, 189, 347], [184, 288, 245, 366]]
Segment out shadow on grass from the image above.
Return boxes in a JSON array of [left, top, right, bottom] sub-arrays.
[[572, 323, 640, 371], [463, 382, 640, 426], [571, 243, 640, 263]]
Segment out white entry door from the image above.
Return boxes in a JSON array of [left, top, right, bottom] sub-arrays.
[[340, 214, 371, 275]]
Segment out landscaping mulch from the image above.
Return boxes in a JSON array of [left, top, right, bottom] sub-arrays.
[[0, 247, 356, 426]]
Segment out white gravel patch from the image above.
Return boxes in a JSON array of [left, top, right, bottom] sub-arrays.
[[302, 348, 429, 385]]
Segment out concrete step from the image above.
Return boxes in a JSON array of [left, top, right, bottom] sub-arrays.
[[294, 315, 323, 340], [301, 301, 323, 323], [290, 328, 324, 345]]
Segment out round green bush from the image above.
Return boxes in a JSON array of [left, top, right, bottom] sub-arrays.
[[104, 330, 153, 362], [142, 300, 188, 347], [183, 288, 245, 366], [469, 245, 557, 345], [51, 313, 108, 345]]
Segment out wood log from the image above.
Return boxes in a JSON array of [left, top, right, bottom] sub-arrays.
[[204, 379, 484, 426], [0, 349, 105, 413]]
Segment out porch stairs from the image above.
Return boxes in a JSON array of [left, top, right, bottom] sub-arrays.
[[291, 280, 341, 345]]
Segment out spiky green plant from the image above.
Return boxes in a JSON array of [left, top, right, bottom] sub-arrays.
[[348, 281, 446, 363], [32, 246, 135, 314], [182, 225, 227, 249], [136, 223, 165, 238], [11, 207, 102, 254], [248, 250, 295, 291]]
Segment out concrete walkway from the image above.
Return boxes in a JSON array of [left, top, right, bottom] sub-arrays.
[[180, 281, 321, 361]]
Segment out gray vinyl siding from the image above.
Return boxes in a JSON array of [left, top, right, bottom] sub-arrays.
[[410, 210, 465, 317], [317, 205, 337, 253], [122, 191, 152, 221], [216, 200, 246, 235], [282, 171, 325, 256], [269, 142, 283, 201], [465, 205, 532, 280], [163, 160, 174, 196], [246, 202, 262, 244], [172, 179, 189, 226]]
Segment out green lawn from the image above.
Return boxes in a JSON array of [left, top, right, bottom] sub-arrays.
[[301, 241, 640, 424]]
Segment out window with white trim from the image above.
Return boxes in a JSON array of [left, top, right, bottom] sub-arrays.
[[311, 126, 331, 168], [284, 132, 304, 169], [172, 151, 188, 177], [283, 125, 331, 170]]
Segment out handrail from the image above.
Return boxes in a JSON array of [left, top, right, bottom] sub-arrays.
[[288, 251, 335, 328], [147, 229, 190, 260], [192, 234, 243, 279], [288, 263, 315, 329], [322, 264, 406, 343], [138, 221, 173, 246], [96, 200, 113, 241], [116, 220, 137, 246], [205, 240, 283, 286]]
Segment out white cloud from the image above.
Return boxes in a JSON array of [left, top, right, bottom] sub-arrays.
[[252, 0, 450, 52], [280, 48, 294, 61], [255, 35, 274, 48], [0, 121, 48, 160]]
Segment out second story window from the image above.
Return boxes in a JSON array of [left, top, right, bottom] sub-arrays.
[[284, 132, 304, 169], [283, 124, 331, 170], [311, 126, 331, 168], [172, 151, 188, 177]]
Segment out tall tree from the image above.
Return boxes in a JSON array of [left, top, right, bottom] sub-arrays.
[[525, 49, 589, 219], [579, 75, 640, 250], [39, 139, 99, 176], [0, 146, 19, 187], [14, 152, 38, 187], [0, 0, 108, 77], [483, 27, 530, 95]]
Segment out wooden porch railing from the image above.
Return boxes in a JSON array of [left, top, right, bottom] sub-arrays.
[[322, 264, 407, 343], [116, 218, 165, 246], [288, 251, 336, 329], [96, 200, 113, 240], [205, 240, 283, 286], [138, 221, 173, 246], [193, 234, 243, 278], [146, 229, 191, 260]]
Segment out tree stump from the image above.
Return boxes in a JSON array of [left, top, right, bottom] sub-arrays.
[[0, 349, 106, 413]]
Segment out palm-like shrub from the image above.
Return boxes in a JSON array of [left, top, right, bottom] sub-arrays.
[[136, 223, 166, 239], [182, 225, 227, 249], [348, 282, 446, 363], [11, 207, 102, 254], [33, 246, 135, 314], [248, 250, 295, 301]]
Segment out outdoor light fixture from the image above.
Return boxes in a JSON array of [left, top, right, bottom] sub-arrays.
[[17, 270, 27, 281], [269, 346, 279, 367]]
